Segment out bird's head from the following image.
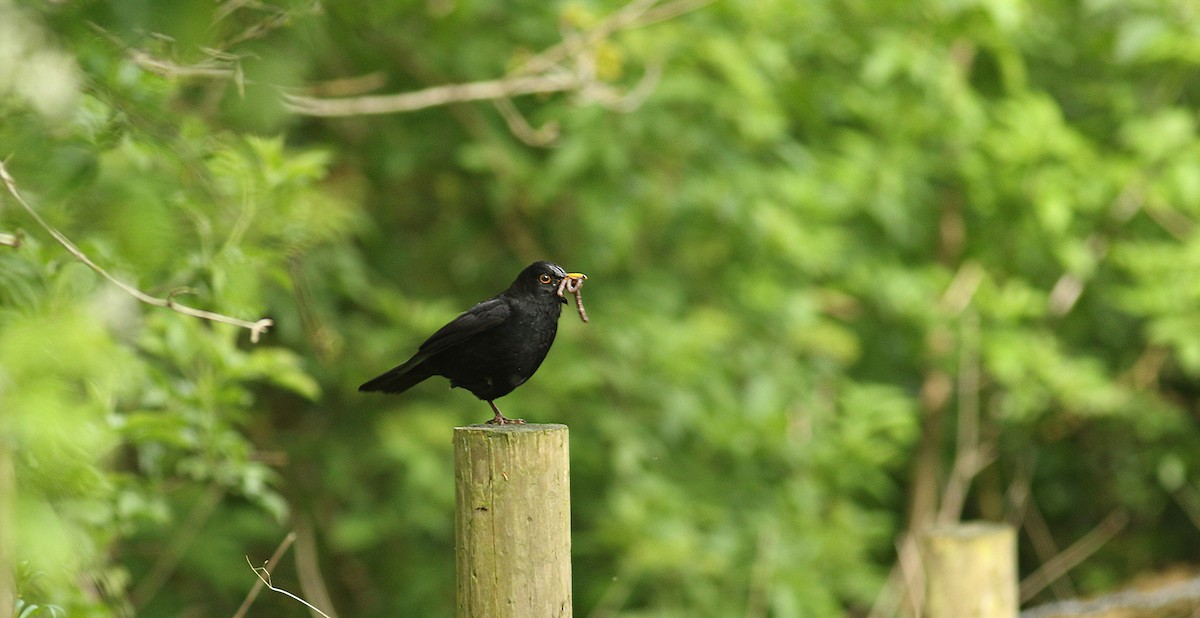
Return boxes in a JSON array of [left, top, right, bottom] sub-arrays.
[[512, 261, 587, 305]]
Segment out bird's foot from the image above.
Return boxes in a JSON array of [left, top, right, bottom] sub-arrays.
[[486, 400, 525, 425], [486, 414, 526, 425]]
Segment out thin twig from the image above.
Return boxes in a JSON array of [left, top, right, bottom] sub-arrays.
[[604, 60, 664, 112], [128, 48, 240, 80], [865, 565, 903, 618], [88, 23, 241, 80], [936, 310, 988, 524], [939, 261, 984, 314], [246, 556, 332, 618], [1021, 489, 1078, 600], [492, 98, 560, 146], [1019, 509, 1129, 603], [233, 531, 297, 618], [302, 72, 388, 98], [895, 534, 924, 618], [0, 161, 274, 342]]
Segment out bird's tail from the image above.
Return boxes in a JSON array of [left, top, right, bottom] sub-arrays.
[[358, 361, 434, 394]]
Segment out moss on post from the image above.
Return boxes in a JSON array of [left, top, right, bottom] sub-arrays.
[[454, 423, 571, 618]]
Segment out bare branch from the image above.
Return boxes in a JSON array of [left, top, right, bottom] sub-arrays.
[[128, 47, 240, 80], [940, 261, 985, 314], [895, 534, 924, 618], [0, 160, 274, 343], [605, 60, 664, 112], [246, 555, 332, 618], [1019, 510, 1129, 603], [1020, 488, 1079, 600], [304, 72, 388, 98], [234, 531, 297, 618], [284, 0, 714, 120], [90, 0, 714, 146], [935, 310, 990, 525], [283, 72, 580, 117]]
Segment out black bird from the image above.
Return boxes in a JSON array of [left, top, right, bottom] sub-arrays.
[[359, 261, 587, 424]]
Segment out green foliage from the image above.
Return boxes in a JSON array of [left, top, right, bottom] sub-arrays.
[[4, 0, 1200, 616]]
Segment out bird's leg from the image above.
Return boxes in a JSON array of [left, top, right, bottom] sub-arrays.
[[486, 400, 525, 425]]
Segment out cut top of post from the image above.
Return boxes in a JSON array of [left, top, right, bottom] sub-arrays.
[[454, 423, 569, 433], [925, 521, 1013, 540]]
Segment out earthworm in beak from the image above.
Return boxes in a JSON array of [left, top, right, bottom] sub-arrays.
[[556, 273, 588, 323]]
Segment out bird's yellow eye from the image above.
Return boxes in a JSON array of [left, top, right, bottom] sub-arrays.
[[538, 273, 553, 284]]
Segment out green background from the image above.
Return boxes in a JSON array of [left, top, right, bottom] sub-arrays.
[[3, 0, 1200, 615]]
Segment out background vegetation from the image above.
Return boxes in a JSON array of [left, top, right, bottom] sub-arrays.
[[3, 0, 1200, 615]]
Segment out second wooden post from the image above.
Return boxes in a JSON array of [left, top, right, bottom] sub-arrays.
[[922, 522, 1017, 618], [454, 423, 571, 618]]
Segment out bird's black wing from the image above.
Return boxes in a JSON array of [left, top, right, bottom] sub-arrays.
[[415, 296, 512, 357], [358, 297, 511, 394]]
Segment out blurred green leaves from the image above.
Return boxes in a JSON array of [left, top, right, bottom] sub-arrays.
[[4, 0, 1200, 616], [0, 7, 350, 607]]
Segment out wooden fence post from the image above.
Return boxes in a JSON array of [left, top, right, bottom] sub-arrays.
[[923, 522, 1017, 618], [454, 424, 571, 618]]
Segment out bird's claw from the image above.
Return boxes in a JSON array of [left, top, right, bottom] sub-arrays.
[[486, 400, 525, 425]]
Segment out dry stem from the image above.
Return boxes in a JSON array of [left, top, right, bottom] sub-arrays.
[[247, 556, 332, 618], [233, 531, 298, 618]]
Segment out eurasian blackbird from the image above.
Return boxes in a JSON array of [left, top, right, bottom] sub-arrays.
[[359, 261, 587, 424]]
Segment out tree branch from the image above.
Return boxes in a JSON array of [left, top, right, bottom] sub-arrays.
[[1019, 509, 1129, 603], [283, 0, 713, 119], [0, 161, 274, 343], [283, 72, 580, 117]]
